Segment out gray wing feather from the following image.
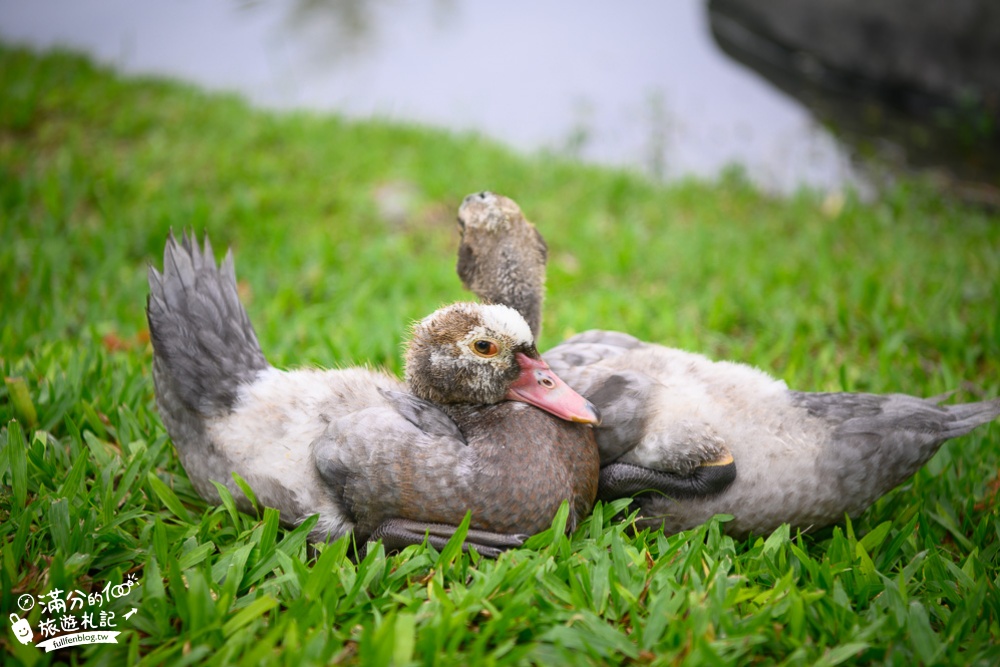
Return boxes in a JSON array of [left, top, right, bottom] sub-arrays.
[[378, 389, 466, 443], [535, 362, 656, 464], [312, 405, 472, 542], [796, 392, 1000, 506]]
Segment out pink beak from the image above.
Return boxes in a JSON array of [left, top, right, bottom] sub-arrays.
[[505, 353, 602, 425]]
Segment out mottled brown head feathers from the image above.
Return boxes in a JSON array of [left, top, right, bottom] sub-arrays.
[[404, 302, 535, 406]]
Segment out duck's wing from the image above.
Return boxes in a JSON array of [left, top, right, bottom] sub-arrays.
[[794, 392, 1000, 507], [311, 391, 526, 558], [312, 391, 468, 537], [545, 331, 661, 462], [541, 363, 660, 464], [545, 337, 738, 500], [376, 389, 466, 443], [545, 340, 733, 468]]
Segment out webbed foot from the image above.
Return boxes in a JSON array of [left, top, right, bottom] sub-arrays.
[[364, 519, 528, 559], [598, 458, 736, 502]]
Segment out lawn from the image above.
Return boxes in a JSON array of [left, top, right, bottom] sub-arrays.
[[1, 44, 999, 666]]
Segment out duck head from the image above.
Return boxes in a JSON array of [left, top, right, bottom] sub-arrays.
[[456, 191, 548, 340], [405, 302, 600, 425]]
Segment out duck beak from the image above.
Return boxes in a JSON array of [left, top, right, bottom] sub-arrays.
[[506, 353, 602, 425]]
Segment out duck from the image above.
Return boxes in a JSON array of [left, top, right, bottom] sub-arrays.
[[455, 191, 1000, 538], [146, 231, 601, 557]]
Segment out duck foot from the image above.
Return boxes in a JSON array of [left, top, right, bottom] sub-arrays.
[[598, 460, 737, 502], [365, 519, 528, 559]]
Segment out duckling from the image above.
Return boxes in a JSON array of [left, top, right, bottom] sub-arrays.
[[455, 191, 1000, 537], [147, 231, 600, 556]]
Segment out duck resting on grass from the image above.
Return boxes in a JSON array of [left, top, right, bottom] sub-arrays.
[[455, 191, 1000, 538], [146, 231, 600, 557]]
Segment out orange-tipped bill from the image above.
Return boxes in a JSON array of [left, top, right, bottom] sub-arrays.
[[506, 353, 602, 425]]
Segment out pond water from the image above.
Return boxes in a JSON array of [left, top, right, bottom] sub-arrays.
[[0, 0, 872, 195]]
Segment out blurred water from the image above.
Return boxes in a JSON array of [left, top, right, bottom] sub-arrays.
[[0, 0, 867, 194]]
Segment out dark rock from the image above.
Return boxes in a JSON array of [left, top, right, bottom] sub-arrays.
[[708, 0, 1000, 115]]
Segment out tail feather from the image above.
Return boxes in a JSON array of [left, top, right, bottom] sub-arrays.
[[147, 231, 269, 417], [941, 398, 1000, 439]]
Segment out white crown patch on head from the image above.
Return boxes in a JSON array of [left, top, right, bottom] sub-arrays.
[[478, 304, 533, 346]]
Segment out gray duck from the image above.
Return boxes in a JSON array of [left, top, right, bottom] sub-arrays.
[[147, 231, 600, 556], [455, 191, 1000, 537]]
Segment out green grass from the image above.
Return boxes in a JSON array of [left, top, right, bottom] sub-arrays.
[[2, 44, 1000, 666]]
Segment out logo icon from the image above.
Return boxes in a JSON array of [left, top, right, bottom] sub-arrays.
[[10, 574, 140, 652], [9, 613, 33, 645]]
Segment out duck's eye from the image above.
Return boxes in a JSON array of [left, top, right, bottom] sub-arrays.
[[471, 339, 499, 357]]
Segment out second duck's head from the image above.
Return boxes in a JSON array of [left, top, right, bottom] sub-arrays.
[[455, 191, 549, 341], [405, 302, 600, 425]]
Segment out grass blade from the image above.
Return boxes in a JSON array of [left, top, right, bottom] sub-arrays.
[[5, 419, 28, 508], [222, 595, 278, 637], [147, 471, 192, 522], [4, 378, 38, 427]]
